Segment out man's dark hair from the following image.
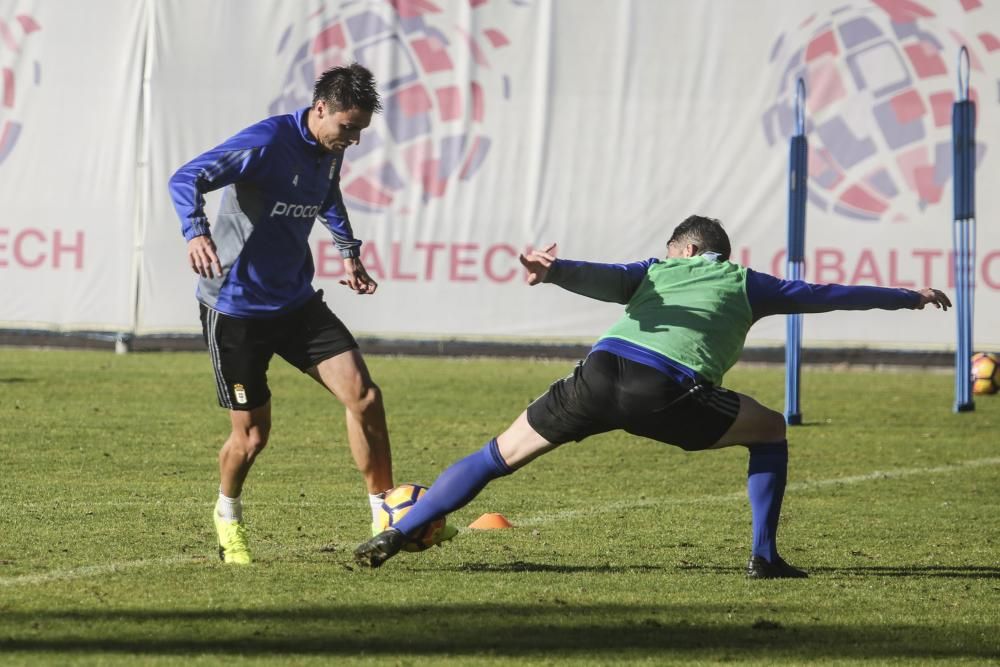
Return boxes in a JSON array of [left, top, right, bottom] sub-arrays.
[[312, 63, 383, 113], [667, 215, 732, 261]]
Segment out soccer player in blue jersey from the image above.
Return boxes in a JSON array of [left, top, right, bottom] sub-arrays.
[[354, 215, 952, 577], [169, 63, 396, 564]]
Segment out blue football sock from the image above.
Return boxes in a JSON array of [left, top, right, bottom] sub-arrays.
[[747, 440, 788, 563], [392, 438, 512, 537]]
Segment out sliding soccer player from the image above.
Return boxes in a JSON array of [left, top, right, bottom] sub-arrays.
[[355, 215, 950, 578]]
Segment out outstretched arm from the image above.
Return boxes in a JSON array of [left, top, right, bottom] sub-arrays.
[[746, 269, 951, 319], [519, 244, 658, 304], [912, 288, 951, 310], [519, 243, 559, 285]]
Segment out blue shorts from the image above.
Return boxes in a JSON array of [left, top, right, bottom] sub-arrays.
[[526, 351, 741, 451]]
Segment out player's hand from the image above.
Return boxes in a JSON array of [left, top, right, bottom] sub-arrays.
[[340, 257, 378, 294], [915, 288, 951, 311], [519, 243, 558, 286], [187, 235, 223, 278]]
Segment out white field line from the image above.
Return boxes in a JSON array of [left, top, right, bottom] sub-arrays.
[[13, 457, 1000, 512], [514, 456, 1000, 526], [8, 499, 356, 509], [2, 456, 998, 586], [0, 556, 200, 587]]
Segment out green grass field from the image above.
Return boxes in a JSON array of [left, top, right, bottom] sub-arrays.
[[1, 347, 998, 666]]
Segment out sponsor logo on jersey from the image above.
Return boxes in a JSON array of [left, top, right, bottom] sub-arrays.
[[270, 201, 320, 218]]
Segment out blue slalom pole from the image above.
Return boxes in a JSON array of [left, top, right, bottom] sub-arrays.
[[785, 78, 808, 426], [953, 47, 976, 413]]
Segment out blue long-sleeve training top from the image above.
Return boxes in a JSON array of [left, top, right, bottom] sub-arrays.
[[545, 256, 923, 384], [169, 107, 360, 318]]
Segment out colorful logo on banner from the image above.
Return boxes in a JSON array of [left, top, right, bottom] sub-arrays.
[[762, 0, 999, 222], [0, 13, 41, 165], [269, 0, 523, 214]]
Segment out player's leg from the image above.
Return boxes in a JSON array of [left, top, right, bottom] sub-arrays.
[[214, 403, 271, 565], [308, 349, 393, 494], [201, 304, 274, 565], [353, 411, 552, 567], [710, 392, 786, 447], [219, 402, 272, 499], [278, 292, 393, 529], [711, 392, 806, 579], [354, 353, 617, 568], [390, 410, 554, 534]]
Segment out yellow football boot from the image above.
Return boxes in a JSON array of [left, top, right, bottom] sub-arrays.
[[214, 506, 251, 565]]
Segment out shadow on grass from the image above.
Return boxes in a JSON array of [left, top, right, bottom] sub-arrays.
[[0, 377, 33, 384], [812, 565, 1000, 578], [0, 604, 995, 660], [677, 563, 1000, 579], [457, 561, 664, 573]]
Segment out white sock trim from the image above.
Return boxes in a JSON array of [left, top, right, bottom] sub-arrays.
[[368, 492, 385, 522], [217, 490, 243, 522]]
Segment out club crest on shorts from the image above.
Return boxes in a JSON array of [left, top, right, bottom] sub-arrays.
[[233, 383, 248, 404]]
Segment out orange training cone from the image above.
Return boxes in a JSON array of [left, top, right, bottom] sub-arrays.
[[468, 513, 513, 529]]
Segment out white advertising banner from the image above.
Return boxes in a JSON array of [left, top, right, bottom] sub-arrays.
[[5, 0, 1000, 349], [0, 0, 145, 330]]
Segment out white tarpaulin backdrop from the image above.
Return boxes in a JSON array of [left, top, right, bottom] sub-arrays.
[[1, 0, 998, 349]]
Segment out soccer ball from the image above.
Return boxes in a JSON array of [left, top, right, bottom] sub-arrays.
[[375, 483, 447, 552], [971, 353, 1000, 396]]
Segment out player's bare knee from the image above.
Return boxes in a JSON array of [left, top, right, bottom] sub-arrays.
[[248, 431, 269, 458], [765, 409, 786, 442], [229, 427, 270, 460], [345, 382, 383, 417]]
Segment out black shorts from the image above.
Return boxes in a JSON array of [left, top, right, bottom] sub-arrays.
[[526, 351, 741, 451], [199, 290, 358, 411]]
